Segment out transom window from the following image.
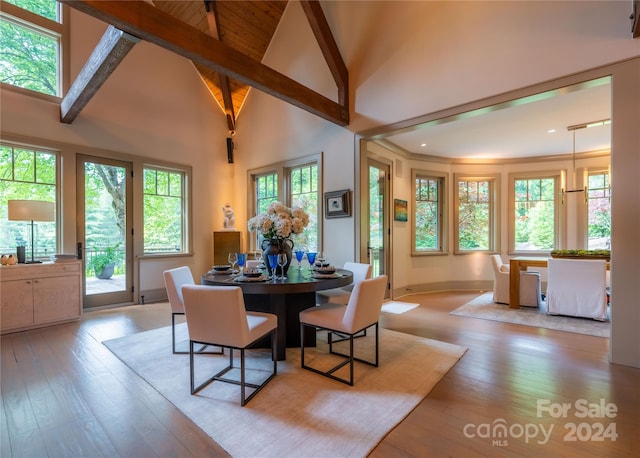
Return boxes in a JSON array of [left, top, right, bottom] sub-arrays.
[[0, 142, 58, 258], [0, 0, 67, 97]]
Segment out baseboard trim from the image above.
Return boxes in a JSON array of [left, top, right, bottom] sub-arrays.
[[392, 280, 493, 299]]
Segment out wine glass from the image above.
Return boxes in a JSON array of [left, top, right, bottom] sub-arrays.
[[236, 252, 246, 275], [228, 252, 237, 273], [277, 253, 288, 280], [268, 254, 279, 282], [306, 252, 317, 273], [295, 250, 304, 270]]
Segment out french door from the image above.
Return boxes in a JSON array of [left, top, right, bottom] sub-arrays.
[[363, 156, 391, 298], [77, 155, 133, 308]]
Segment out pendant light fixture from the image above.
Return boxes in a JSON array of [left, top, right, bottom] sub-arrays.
[[561, 118, 610, 205]]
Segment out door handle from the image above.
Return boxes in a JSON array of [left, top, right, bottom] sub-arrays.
[[77, 242, 83, 260]]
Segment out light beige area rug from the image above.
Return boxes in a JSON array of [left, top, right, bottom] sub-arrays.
[[381, 301, 420, 314], [104, 325, 466, 458], [450, 292, 610, 338]]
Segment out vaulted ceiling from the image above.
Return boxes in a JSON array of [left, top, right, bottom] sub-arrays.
[[155, 1, 288, 131], [60, 1, 349, 129]]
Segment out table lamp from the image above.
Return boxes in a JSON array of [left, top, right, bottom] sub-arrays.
[[7, 200, 55, 264]]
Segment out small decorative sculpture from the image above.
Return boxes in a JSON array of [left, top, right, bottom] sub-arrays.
[[222, 203, 235, 229]]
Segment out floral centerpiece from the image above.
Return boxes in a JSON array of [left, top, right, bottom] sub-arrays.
[[248, 202, 309, 275]]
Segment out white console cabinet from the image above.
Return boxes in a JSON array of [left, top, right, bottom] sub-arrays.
[[1, 261, 82, 334]]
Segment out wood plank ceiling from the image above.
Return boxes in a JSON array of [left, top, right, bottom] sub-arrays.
[[60, 0, 349, 129], [155, 1, 288, 131]]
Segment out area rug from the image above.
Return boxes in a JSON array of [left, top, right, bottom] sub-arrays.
[[450, 292, 609, 338], [381, 301, 420, 314], [104, 324, 466, 458]]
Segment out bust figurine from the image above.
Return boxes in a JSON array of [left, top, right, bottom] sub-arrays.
[[222, 203, 235, 229]]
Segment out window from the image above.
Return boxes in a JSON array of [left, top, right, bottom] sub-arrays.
[[586, 169, 611, 250], [511, 174, 560, 252], [255, 172, 278, 215], [0, 0, 67, 97], [249, 155, 322, 252], [412, 170, 446, 254], [455, 175, 498, 252], [143, 167, 187, 254], [288, 163, 318, 250], [0, 142, 58, 258]]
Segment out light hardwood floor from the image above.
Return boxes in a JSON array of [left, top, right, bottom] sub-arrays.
[[2, 291, 638, 457]]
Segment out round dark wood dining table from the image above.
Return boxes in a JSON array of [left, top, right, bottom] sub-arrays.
[[201, 267, 353, 360]]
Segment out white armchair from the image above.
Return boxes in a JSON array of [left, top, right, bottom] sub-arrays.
[[489, 254, 541, 307], [546, 259, 608, 321]]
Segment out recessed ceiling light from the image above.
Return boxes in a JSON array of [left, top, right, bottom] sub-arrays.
[[420, 143, 427, 147], [547, 129, 556, 133]]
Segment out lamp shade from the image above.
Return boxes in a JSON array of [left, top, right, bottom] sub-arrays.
[[7, 200, 55, 222]]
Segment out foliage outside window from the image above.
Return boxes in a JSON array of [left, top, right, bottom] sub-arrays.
[[249, 156, 321, 253], [1, 0, 65, 96], [413, 170, 446, 253], [288, 163, 318, 250], [256, 172, 278, 215], [143, 167, 186, 254], [0, 142, 57, 257], [456, 177, 496, 252], [513, 176, 557, 251], [587, 170, 611, 250]]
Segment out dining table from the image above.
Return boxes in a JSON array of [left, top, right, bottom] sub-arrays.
[[201, 266, 353, 360], [509, 256, 610, 309]]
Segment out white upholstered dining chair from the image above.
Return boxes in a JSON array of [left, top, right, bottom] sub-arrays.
[[316, 261, 373, 305], [489, 254, 541, 307], [546, 258, 608, 321], [300, 275, 387, 386], [163, 266, 223, 354], [182, 285, 278, 406]]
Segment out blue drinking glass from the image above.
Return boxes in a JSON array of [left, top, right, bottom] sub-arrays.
[[268, 254, 279, 282], [295, 250, 304, 269], [236, 253, 246, 274], [306, 252, 317, 271]]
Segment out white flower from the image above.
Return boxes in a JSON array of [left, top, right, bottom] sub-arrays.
[[248, 202, 309, 239]]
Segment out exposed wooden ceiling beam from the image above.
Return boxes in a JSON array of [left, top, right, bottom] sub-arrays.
[[204, 0, 236, 132], [300, 1, 349, 114], [60, 0, 349, 126], [60, 25, 139, 123]]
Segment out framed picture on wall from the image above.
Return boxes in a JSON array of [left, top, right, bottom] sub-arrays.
[[324, 189, 351, 218], [394, 199, 408, 221]]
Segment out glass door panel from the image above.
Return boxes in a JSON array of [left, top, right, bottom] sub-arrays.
[[77, 155, 132, 308], [367, 157, 390, 298]]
